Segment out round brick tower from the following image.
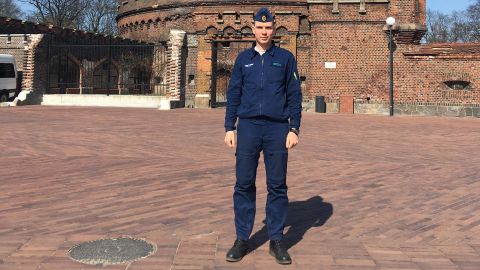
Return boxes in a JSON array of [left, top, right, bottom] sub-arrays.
[[117, 0, 308, 42], [116, 1, 433, 110], [117, 0, 309, 107]]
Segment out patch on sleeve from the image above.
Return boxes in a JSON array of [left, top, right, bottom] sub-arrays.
[[293, 72, 298, 81]]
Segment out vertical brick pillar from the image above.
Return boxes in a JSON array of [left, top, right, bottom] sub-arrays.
[[167, 29, 186, 100], [195, 36, 212, 108], [282, 34, 297, 58], [13, 34, 46, 105], [417, 0, 426, 24], [22, 34, 44, 92]]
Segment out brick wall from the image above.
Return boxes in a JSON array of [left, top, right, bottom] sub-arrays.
[[116, 1, 438, 107], [195, 37, 212, 98], [185, 35, 198, 107], [115, 1, 478, 108], [0, 34, 28, 71], [0, 34, 46, 95], [395, 54, 480, 104], [309, 22, 390, 100]]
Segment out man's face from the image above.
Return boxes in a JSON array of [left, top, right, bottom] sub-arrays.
[[253, 21, 275, 47]]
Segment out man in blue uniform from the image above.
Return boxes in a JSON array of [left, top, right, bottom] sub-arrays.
[[224, 7, 302, 265]]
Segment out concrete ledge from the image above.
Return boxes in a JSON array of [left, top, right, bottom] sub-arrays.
[[304, 99, 480, 117], [355, 102, 389, 115], [41, 94, 173, 109], [355, 102, 480, 118], [303, 100, 339, 113], [194, 94, 210, 109]]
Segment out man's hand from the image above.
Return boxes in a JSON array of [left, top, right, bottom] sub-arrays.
[[224, 131, 236, 148], [286, 132, 299, 149]]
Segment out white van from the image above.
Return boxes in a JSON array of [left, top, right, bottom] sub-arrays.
[[0, 54, 18, 103]]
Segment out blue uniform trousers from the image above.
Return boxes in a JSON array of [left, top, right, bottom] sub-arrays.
[[234, 118, 289, 241]]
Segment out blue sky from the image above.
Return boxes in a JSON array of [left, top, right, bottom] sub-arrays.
[[17, 0, 476, 15], [427, 0, 475, 13]]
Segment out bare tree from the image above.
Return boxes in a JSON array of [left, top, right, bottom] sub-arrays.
[[425, 9, 451, 43], [82, 0, 117, 35], [21, 0, 89, 28], [466, 0, 480, 41], [21, 0, 118, 34], [0, 0, 23, 18], [449, 11, 469, 42], [426, 1, 480, 43]]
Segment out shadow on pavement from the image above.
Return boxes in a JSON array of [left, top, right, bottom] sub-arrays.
[[249, 196, 333, 251]]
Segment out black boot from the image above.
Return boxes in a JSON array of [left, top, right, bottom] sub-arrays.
[[226, 239, 249, 262], [269, 240, 292, 265]]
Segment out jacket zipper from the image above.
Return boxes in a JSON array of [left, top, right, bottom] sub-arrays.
[[260, 54, 264, 114]]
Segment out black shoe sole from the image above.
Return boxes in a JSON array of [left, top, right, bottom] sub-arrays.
[[269, 249, 292, 265], [226, 251, 249, 263], [225, 256, 243, 262]]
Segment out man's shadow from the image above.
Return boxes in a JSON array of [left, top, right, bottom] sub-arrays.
[[249, 196, 333, 251]]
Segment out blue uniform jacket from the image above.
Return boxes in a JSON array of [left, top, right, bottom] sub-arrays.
[[224, 43, 302, 132]]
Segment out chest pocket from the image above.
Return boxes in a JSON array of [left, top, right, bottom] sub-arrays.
[[242, 64, 257, 85], [267, 62, 286, 84]]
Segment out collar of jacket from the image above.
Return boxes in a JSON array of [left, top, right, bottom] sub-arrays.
[[250, 41, 276, 59]]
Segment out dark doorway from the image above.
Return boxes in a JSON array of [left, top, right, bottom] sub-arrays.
[[210, 41, 252, 108]]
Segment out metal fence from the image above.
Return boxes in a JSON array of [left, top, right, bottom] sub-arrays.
[[46, 39, 167, 96]]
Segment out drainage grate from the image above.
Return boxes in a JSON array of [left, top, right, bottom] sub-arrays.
[[68, 237, 156, 266]]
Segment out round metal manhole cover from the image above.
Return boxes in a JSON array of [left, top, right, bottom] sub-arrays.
[[68, 237, 156, 265]]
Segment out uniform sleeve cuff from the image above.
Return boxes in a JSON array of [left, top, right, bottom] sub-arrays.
[[289, 124, 300, 131]]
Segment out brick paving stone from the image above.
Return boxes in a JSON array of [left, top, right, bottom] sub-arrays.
[[170, 233, 217, 270], [0, 106, 479, 269], [374, 259, 420, 269], [0, 263, 39, 270]]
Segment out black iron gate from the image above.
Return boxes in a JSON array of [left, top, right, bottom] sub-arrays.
[[46, 39, 167, 96], [211, 41, 252, 108]]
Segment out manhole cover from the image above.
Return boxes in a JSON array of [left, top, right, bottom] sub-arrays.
[[68, 237, 156, 265]]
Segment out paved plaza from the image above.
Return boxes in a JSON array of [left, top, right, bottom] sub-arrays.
[[0, 106, 479, 270]]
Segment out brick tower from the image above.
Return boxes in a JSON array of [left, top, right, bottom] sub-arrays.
[[117, 0, 428, 108]]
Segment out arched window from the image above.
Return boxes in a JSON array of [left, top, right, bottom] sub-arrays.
[[128, 65, 151, 94], [275, 26, 288, 36], [49, 55, 79, 93], [93, 62, 118, 91], [223, 26, 236, 36], [444, 80, 471, 90], [241, 26, 253, 36], [206, 26, 218, 36]]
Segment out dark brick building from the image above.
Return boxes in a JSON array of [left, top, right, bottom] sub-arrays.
[[117, 0, 480, 116]]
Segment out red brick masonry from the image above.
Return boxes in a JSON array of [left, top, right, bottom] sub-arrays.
[[116, 0, 480, 106]]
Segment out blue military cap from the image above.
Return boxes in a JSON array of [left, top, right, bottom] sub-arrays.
[[254, 7, 275, 23]]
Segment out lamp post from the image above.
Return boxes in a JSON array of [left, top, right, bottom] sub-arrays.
[[386, 16, 395, 116]]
